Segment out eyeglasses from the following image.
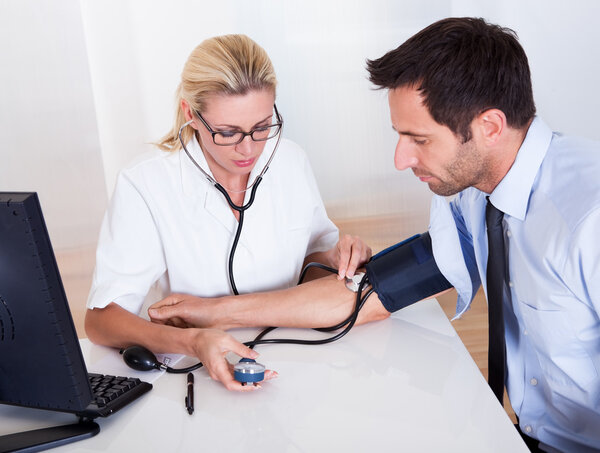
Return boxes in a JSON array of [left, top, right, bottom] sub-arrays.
[[195, 104, 283, 146]]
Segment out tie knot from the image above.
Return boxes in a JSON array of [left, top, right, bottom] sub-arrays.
[[486, 198, 504, 229]]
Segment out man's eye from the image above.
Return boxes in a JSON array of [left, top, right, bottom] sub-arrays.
[[414, 138, 427, 145]]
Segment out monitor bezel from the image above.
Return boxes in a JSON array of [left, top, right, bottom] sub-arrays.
[[0, 192, 93, 414]]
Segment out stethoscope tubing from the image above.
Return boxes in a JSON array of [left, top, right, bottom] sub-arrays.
[[155, 116, 371, 375], [178, 119, 283, 201], [178, 116, 283, 295]]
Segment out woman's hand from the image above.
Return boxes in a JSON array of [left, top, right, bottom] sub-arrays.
[[148, 293, 219, 328], [188, 328, 277, 391], [329, 234, 372, 280]]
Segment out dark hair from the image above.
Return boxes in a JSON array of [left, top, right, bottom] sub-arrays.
[[366, 17, 536, 142]]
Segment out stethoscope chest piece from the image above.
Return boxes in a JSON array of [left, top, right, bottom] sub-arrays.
[[234, 358, 266, 384]]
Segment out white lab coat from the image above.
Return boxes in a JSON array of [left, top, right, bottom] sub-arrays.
[[87, 137, 339, 315]]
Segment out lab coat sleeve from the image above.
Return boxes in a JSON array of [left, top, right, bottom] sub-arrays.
[[86, 172, 167, 315], [301, 152, 339, 256]]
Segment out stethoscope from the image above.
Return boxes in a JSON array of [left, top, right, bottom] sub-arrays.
[[177, 107, 284, 296], [121, 267, 373, 382], [122, 106, 371, 383]]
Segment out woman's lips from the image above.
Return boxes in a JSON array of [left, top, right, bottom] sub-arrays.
[[233, 158, 255, 168]]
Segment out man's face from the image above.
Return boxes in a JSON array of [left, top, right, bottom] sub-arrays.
[[388, 86, 488, 196]]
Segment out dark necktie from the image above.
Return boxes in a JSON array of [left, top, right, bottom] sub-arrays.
[[486, 197, 508, 404]]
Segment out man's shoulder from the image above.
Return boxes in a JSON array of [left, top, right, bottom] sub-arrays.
[[536, 132, 600, 227]]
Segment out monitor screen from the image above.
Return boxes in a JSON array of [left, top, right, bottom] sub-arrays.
[[0, 192, 92, 413]]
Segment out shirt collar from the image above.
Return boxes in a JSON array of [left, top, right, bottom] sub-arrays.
[[489, 116, 553, 221]]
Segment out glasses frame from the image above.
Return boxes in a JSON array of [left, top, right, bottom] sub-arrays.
[[195, 104, 283, 146]]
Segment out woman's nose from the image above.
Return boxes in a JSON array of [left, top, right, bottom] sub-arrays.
[[235, 135, 254, 156]]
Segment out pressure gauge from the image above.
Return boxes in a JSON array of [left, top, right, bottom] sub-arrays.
[[234, 358, 266, 384]]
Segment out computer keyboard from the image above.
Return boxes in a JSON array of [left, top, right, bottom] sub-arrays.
[[78, 373, 152, 418]]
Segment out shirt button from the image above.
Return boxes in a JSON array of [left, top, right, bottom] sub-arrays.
[[530, 378, 538, 386], [508, 281, 514, 287], [523, 329, 528, 335], [506, 231, 512, 238], [525, 425, 532, 434]]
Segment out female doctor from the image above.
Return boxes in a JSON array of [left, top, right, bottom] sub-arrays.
[[84, 34, 371, 391]]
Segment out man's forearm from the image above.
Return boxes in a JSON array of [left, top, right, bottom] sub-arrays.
[[216, 275, 390, 329], [86, 303, 198, 356]]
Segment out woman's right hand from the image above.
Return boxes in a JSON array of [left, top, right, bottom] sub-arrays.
[[188, 328, 277, 391]]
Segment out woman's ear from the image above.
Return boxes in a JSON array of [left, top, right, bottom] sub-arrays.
[[475, 109, 506, 146], [181, 99, 195, 123]]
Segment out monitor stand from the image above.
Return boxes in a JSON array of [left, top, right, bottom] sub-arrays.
[[0, 418, 99, 452]]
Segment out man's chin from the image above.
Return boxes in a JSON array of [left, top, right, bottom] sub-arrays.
[[428, 182, 461, 197]]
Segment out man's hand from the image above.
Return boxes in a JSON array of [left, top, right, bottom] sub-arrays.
[[148, 293, 219, 328]]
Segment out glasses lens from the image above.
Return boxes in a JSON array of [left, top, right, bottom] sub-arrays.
[[214, 131, 243, 145], [251, 125, 281, 142]]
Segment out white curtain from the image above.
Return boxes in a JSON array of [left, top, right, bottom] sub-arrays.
[[1, 0, 599, 249]]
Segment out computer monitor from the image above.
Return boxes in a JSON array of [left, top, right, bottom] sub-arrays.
[[0, 192, 92, 411], [0, 192, 98, 449]]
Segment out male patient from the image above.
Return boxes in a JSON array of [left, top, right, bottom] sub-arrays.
[[150, 17, 600, 453]]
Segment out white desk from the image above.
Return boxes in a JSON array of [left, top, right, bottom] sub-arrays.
[[0, 299, 528, 452]]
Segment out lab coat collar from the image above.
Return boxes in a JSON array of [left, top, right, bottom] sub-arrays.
[[179, 134, 276, 235], [180, 135, 215, 198], [488, 117, 552, 221], [180, 135, 275, 201]]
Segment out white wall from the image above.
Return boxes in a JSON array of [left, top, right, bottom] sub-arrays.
[[0, 0, 107, 249], [2, 0, 599, 249], [80, 0, 600, 226], [454, 0, 600, 138]]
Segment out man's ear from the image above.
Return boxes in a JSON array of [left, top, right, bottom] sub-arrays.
[[475, 109, 506, 146]]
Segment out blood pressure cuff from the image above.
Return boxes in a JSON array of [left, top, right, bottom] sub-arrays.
[[365, 232, 452, 313]]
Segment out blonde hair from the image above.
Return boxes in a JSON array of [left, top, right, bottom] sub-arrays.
[[156, 34, 277, 151]]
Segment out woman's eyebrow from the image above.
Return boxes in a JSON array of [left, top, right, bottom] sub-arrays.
[[214, 114, 273, 129]]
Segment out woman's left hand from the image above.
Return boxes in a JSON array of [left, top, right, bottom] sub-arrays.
[[330, 234, 372, 280]]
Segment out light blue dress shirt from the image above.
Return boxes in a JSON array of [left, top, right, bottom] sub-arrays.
[[429, 117, 600, 453]]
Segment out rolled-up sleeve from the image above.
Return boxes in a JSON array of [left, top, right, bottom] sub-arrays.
[[86, 172, 166, 314], [429, 195, 481, 319], [301, 152, 339, 256]]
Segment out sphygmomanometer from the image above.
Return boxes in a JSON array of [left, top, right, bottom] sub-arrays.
[[365, 232, 451, 313], [148, 104, 453, 383], [122, 231, 452, 384]]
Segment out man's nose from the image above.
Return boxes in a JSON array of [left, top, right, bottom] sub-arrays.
[[394, 138, 419, 170]]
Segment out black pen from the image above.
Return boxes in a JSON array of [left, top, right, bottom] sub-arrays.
[[185, 372, 194, 415]]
